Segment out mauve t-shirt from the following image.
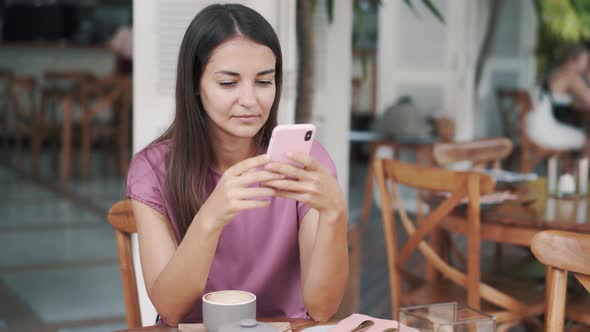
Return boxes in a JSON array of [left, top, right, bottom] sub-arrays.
[[126, 139, 337, 323]]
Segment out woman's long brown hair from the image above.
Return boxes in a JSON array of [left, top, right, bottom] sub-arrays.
[[150, 4, 283, 239]]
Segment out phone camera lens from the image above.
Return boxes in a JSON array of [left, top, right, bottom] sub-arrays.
[[304, 131, 312, 141]]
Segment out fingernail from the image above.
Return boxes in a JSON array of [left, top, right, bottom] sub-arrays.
[[265, 163, 273, 169], [264, 154, 271, 161]]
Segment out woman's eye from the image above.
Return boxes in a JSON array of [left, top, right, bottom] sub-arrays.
[[257, 80, 273, 86], [219, 81, 236, 87]]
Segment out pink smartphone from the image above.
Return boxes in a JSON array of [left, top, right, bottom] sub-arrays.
[[267, 124, 316, 167]]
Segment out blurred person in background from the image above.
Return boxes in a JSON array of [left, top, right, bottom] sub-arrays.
[[109, 25, 132, 75], [544, 44, 590, 132]]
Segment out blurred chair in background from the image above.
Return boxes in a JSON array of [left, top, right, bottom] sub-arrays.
[[373, 159, 544, 331], [2, 69, 45, 177], [80, 74, 132, 178], [433, 137, 513, 170], [39, 70, 91, 183], [0, 68, 12, 149], [38, 70, 132, 183], [432, 138, 522, 275]]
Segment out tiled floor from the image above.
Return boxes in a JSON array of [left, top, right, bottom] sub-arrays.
[[1, 150, 128, 332]]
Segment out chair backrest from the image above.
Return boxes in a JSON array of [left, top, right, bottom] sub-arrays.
[[531, 231, 590, 332], [0, 69, 12, 126], [107, 199, 141, 328], [6, 74, 37, 121], [433, 137, 513, 170], [373, 159, 535, 319]]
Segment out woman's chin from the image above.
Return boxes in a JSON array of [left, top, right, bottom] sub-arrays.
[[229, 126, 262, 139]]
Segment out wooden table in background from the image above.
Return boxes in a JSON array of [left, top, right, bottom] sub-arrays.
[[442, 178, 590, 246]]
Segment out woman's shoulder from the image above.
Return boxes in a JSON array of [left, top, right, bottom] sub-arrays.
[[138, 139, 170, 161], [128, 139, 170, 179]]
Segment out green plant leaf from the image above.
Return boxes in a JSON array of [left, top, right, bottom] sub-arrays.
[[421, 0, 445, 24], [326, 0, 334, 22], [403, 0, 422, 19]]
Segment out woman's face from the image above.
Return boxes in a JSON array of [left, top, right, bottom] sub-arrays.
[[199, 36, 276, 141]]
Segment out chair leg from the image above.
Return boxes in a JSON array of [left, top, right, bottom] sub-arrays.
[[30, 133, 42, 178], [546, 267, 568, 332], [15, 130, 23, 172], [59, 96, 73, 185], [81, 113, 91, 179]]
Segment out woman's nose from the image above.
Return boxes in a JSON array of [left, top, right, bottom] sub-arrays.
[[238, 84, 256, 108]]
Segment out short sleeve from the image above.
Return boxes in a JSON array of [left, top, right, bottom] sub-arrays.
[[127, 153, 165, 215], [297, 141, 338, 223]]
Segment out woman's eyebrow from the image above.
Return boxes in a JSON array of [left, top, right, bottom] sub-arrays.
[[257, 69, 275, 76], [214, 69, 275, 76], [215, 70, 240, 76]]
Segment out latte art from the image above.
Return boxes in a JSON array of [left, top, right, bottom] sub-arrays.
[[204, 290, 255, 304]]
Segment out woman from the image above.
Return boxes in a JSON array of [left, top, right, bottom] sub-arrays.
[[127, 3, 348, 326], [546, 44, 590, 130]]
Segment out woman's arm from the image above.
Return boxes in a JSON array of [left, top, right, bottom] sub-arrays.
[[133, 154, 282, 326], [568, 75, 590, 110], [298, 208, 349, 322], [264, 152, 349, 321], [132, 200, 223, 326]]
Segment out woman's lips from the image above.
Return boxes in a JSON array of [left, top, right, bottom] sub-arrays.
[[233, 114, 259, 122]]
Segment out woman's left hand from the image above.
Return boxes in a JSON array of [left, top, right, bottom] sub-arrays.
[[263, 152, 346, 217]]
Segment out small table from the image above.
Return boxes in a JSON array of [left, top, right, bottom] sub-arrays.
[[442, 178, 590, 246], [115, 318, 315, 332], [351, 130, 437, 227]]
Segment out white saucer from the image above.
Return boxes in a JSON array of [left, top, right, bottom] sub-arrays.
[[300, 325, 336, 332]]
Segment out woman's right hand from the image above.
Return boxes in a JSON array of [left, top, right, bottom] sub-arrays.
[[197, 154, 282, 230]]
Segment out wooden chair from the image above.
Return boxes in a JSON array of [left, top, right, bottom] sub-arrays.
[[107, 199, 142, 328], [80, 74, 132, 178], [432, 137, 515, 274], [1, 70, 45, 176], [433, 137, 513, 170], [0, 68, 11, 148], [39, 70, 92, 183], [531, 231, 590, 332], [373, 159, 545, 330], [496, 88, 578, 173]]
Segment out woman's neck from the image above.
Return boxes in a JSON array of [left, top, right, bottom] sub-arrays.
[[211, 133, 257, 173]]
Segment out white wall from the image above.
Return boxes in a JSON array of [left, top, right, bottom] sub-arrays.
[[378, 0, 461, 133], [311, 0, 352, 195]]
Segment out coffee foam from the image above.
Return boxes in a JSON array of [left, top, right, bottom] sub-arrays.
[[204, 290, 255, 305]]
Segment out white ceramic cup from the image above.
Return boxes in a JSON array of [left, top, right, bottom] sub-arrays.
[[202, 290, 257, 332]]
